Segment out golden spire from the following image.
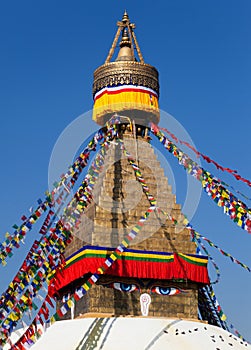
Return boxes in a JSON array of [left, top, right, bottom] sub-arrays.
[[92, 11, 160, 126], [105, 11, 144, 63], [122, 9, 129, 22], [116, 27, 135, 61]]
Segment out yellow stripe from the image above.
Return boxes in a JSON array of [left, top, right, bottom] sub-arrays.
[[67, 249, 109, 265], [122, 251, 173, 260], [178, 253, 207, 264], [67, 249, 174, 266], [93, 90, 159, 122]]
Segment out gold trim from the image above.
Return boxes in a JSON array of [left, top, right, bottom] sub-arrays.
[[93, 61, 159, 97]]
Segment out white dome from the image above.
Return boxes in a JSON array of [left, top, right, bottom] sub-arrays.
[[9, 318, 250, 350]]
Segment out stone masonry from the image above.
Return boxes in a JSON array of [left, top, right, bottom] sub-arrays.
[[60, 129, 199, 319]]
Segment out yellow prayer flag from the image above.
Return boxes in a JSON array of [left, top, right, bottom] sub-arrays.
[[9, 313, 19, 321], [121, 240, 129, 247], [67, 299, 74, 308], [83, 284, 90, 291], [21, 295, 28, 303], [110, 254, 116, 261], [237, 219, 243, 226]]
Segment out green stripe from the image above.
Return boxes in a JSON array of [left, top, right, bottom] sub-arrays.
[[66, 253, 174, 269], [178, 254, 207, 267], [66, 253, 107, 267], [86, 280, 92, 288], [117, 256, 174, 262]]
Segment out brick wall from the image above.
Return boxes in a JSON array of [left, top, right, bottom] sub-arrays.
[[60, 133, 199, 320], [59, 276, 198, 320]]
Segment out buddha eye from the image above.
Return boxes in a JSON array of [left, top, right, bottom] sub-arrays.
[[151, 286, 181, 296], [112, 282, 138, 293]]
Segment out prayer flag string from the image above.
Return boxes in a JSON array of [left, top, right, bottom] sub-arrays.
[[2, 117, 250, 347], [159, 126, 251, 192], [150, 123, 251, 233], [10, 204, 156, 349], [0, 129, 105, 266], [192, 231, 250, 272], [0, 129, 113, 345]]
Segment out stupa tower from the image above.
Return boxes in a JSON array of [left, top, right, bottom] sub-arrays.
[[2, 11, 250, 350], [52, 11, 210, 323]]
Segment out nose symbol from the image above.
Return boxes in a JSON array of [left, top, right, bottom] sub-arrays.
[[140, 293, 151, 316]]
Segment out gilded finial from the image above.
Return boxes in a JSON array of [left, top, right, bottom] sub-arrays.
[[120, 28, 131, 47], [105, 11, 144, 64], [122, 10, 129, 23]]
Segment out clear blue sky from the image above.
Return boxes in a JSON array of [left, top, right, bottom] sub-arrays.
[[0, 0, 251, 341]]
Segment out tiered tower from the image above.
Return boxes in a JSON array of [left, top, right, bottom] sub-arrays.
[[53, 11, 209, 322]]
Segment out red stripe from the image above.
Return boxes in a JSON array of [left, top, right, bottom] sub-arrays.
[[49, 254, 209, 294], [94, 87, 158, 101]]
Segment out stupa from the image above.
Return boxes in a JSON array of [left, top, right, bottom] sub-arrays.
[[49, 11, 213, 323], [8, 11, 249, 350]]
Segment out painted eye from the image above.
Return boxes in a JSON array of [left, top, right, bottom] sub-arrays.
[[113, 282, 138, 293], [151, 286, 181, 296]]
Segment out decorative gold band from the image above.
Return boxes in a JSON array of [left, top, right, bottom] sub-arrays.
[[93, 61, 159, 98]]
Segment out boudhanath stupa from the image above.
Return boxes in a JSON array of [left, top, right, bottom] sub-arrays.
[[2, 11, 250, 350]]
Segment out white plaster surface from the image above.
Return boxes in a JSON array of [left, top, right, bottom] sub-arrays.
[[7, 318, 251, 350]]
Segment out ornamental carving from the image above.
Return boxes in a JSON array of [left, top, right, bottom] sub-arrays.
[[93, 61, 159, 97]]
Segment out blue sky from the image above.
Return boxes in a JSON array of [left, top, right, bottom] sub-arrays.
[[0, 0, 251, 341]]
